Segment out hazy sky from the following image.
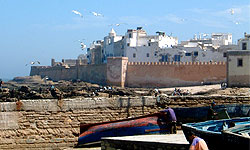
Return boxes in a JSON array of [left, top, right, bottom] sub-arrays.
[[0, 0, 249, 79]]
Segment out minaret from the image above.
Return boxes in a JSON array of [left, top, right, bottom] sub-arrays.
[[109, 28, 116, 37]]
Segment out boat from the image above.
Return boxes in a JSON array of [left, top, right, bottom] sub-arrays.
[[222, 124, 250, 150], [182, 117, 250, 150], [78, 112, 169, 146]]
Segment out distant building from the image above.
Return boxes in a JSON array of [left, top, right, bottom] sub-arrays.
[[85, 28, 236, 64], [103, 27, 178, 63], [87, 40, 104, 64], [227, 33, 250, 87], [238, 32, 250, 50]]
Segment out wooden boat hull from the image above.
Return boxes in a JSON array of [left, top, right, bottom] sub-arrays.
[[182, 117, 250, 150], [222, 124, 250, 150], [78, 112, 169, 146]]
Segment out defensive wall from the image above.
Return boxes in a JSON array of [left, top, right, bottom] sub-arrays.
[[30, 57, 226, 88], [0, 96, 250, 149], [126, 61, 226, 87], [30, 64, 106, 85]]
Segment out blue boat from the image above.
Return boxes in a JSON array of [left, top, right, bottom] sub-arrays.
[[78, 112, 170, 146], [222, 124, 250, 150], [182, 117, 250, 150]]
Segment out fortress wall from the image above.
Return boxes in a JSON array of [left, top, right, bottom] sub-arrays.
[[107, 57, 128, 87], [30, 66, 77, 81], [30, 64, 107, 84], [30, 58, 226, 88], [0, 96, 250, 149], [78, 64, 107, 85], [126, 62, 226, 87]]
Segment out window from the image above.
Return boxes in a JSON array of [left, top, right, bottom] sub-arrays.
[[161, 55, 168, 62], [148, 43, 151, 46], [185, 53, 191, 56], [242, 43, 247, 50], [164, 55, 168, 62], [223, 52, 227, 57], [237, 58, 243, 67], [133, 53, 136, 58], [129, 33, 132, 38], [127, 43, 130, 46], [174, 55, 181, 62], [194, 51, 198, 56], [147, 53, 149, 57]]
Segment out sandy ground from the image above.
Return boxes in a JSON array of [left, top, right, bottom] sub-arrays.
[[159, 84, 250, 96], [159, 84, 221, 94]]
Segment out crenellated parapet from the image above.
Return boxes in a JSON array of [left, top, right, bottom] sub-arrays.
[[127, 61, 226, 66]]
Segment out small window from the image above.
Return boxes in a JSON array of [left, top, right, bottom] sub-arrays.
[[223, 52, 227, 57], [237, 58, 243, 67], [174, 55, 181, 62], [148, 43, 151, 46], [147, 53, 149, 57], [242, 43, 247, 50], [162, 55, 168, 62], [129, 33, 132, 38], [194, 51, 198, 56], [127, 43, 130, 46], [185, 53, 191, 56], [133, 53, 136, 58]]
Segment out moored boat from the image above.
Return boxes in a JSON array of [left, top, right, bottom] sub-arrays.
[[222, 124, 250, 150], [78, 112, 169, 146], [182, 117, 250, 150]]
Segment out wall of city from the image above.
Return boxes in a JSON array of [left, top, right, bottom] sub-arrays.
[[31, 57, 226, 88], [0, 96, 250, 149], [126, 61, 226, 87], [31, 64, 107, 85]]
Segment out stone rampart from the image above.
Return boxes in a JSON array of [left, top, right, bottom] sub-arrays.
[[126, 61, 226, 87], [31, 64, 106, 85], [0, 96, 249, 149], [30, 58, 226, 88]]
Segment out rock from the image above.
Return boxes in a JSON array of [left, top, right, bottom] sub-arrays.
[[19, 86, 31, 93]]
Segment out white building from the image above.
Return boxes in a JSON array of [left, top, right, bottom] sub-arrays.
[[227, 33, 250, 87], [238, 32, 250, 50], [86, 28, 236, 63], [103, 27, 178, 62]]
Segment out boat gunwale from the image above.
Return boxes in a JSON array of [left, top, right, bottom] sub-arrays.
[[182, 117, 250, 134]]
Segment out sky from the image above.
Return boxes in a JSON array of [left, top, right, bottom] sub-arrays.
[[0, 0, 249, 79]]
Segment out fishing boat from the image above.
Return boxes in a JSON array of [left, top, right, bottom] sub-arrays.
[[222, 124, 250, 150], [182, 117, 250, 150], [78, 112, 169, 146]]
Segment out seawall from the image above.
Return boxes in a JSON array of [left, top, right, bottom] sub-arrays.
[[0, 96, 249, 149]]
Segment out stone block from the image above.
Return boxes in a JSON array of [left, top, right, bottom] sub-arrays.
[[0, 138, 15, 144], [26, 139, 35, 144]]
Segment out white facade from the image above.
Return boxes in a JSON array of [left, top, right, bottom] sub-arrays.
[[103, 27, 178, 63], [180, 33, 233, 50], [86, 28, 238, 63], [226, 33, 250, 87], [211, 33, 232, 49], [238, 32, 250, 50]]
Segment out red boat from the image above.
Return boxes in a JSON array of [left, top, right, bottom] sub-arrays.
[[78, 112, 169, 146]]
